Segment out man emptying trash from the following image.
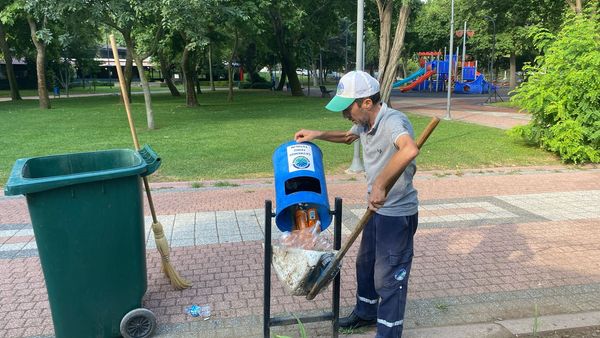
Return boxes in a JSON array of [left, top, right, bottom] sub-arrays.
[[294, 71, 419, 338]]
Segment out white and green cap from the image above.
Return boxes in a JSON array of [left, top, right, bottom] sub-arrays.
[[325, 71, 380, 112]]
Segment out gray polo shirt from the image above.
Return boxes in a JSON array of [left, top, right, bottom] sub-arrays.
[[350, 103, 418, 216]]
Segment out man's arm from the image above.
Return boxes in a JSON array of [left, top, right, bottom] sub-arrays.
[[294, 129, 359, 144], [368, 134, 419, 211]]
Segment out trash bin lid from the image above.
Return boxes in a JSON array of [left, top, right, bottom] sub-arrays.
[[4, 148, 151, 196]]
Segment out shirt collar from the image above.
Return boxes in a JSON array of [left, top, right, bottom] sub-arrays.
[[367, 102, 387, 134]]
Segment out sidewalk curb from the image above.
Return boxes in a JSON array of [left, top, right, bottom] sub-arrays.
[[400, 310, 600, 338], [497, 310, 600, 336], [402, 323, 510, 338], [149, 311, 600, 338]]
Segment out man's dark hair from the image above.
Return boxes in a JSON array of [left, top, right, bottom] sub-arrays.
[[342, 92, 383, 121], [357, 92, 381, 106]]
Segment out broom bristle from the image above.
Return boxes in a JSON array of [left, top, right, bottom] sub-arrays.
[[151, 221, 192, 289], [163, 262, 193, 289]]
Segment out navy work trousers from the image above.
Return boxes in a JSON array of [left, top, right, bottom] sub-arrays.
[[353, 212, 418, 338]]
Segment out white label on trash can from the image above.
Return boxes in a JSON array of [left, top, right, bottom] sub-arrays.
[[287, 144, 315, 172]]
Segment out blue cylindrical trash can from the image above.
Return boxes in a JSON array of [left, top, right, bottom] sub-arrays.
[[272, 141, 331, 232]]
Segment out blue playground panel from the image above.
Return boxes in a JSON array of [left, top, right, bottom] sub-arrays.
[[462, 67, 476, 81], [400, 55, 495, 94], [436, 61, 449, 75], [454, 75, 491, 94], [412, 79, 445, 92]]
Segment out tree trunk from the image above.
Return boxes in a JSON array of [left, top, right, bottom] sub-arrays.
[[194, 67, 202, 95], [208, 43, 215, 91], [228, 30, 239, 102], [276, 69, 287, 91], [242, 42, 261, 84], [509, 51, 517, 90], [227, 65, 234, 101], [269, 7, 304, 96], [575, 0, 582, 13], [0, 22, 21, 100], [121, 32, 155, 129], [284, 62, 303, 96], [27, 17, 50, 109], [124, 40, 133, 103], [376, 0, 393, 77], [133, 54, 155, 129], [158, 52, 180, 96], [181, 47, 197, 107], [65, 61, 70, 97], [377, 1, 411, 104], [311, 62, 318, 86]]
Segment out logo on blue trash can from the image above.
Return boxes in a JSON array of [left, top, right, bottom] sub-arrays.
[[292, 156, 310, 169]]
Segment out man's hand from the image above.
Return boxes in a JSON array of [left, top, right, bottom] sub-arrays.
[[369, 134, 419, 212], [294, 129, 322, 143], [368, 185, 386, 211]]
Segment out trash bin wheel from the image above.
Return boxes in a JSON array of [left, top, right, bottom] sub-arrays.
[[120, 308, 157, 338]]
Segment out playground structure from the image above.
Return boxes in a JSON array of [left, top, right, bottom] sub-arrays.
[[393, 51, 495, 95]]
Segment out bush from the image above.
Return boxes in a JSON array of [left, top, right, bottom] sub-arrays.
[[509, 11, 600, 163]]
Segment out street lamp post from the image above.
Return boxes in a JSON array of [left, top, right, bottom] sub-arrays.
[[344, 21, 357, 72], [445, 0, 455, 120], [483, 16, 495, 83], [356, 0, 364, 72], [347, 0, 365, 173], [345, 25, 348, 72], [484, 15, 502, 103]]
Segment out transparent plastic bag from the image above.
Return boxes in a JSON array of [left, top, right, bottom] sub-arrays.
[[277, 221, 332, 251]]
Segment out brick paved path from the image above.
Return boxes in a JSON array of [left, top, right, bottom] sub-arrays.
[[390, 93, 529, 130], [307, 85, 525, 130], [1, 166, 599, 337]]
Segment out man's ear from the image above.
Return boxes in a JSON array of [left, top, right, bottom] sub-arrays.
[[361, 98, 373, 109]]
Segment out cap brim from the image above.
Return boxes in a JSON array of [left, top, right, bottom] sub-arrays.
[[325, 96, 355, 112]]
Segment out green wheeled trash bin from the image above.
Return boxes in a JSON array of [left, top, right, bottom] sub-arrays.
[[4, 145, 161, 338]]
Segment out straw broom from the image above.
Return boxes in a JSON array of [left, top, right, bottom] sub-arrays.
[[109, 35, 191, 290]]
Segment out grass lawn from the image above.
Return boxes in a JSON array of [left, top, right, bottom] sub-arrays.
[[490, 101, 521, 109], [0, 91, 559, 184]]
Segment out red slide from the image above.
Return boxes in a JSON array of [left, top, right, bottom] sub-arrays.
[[400, 70, 436, 92]]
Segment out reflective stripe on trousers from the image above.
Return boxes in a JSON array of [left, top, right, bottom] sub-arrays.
[[354, 212, 418, 338]]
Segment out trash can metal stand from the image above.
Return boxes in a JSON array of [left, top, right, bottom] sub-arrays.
[[263, 198, 342, 338], [4, 146, 160, 338], [264, 141, 341, 337]]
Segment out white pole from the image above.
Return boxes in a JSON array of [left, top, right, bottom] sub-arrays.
[[435, 52, 439, 92], [443, 47, 447, 90], [455, 46, 459, 79], [362, 40, 366, 71], [461, 21, 467, 82], [445, 0, 455, 120], [356, 0, 364, 71], [348, 0, 365, 173]]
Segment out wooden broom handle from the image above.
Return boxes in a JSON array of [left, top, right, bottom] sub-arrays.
[[109, 34, 159, 222], [109, 34, 140, 151], [334, 117, 440, 261]]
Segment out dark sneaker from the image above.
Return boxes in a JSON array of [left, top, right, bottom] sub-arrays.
[[339, 311, 377, 329]]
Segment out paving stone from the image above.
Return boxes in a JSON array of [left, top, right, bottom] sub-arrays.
[[1, 166, 599, 337]]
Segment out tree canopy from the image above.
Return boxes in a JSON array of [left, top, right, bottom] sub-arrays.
[[1, 0, 595, 145]]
